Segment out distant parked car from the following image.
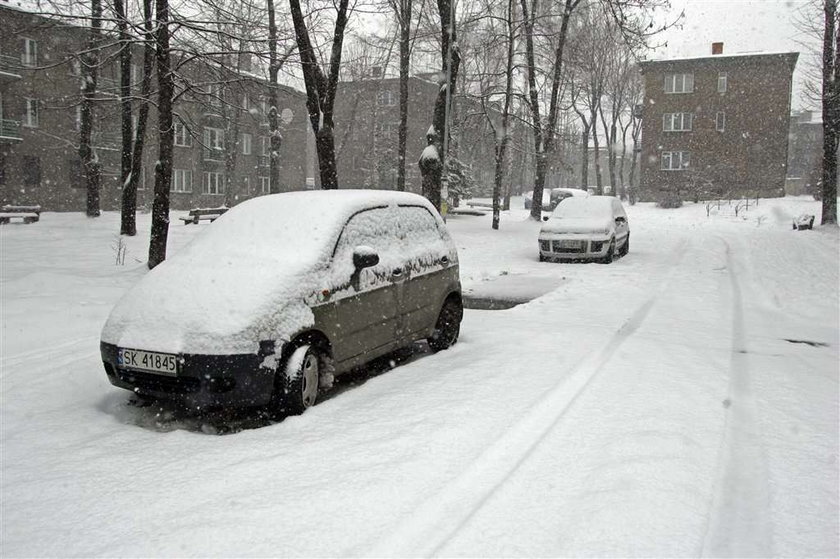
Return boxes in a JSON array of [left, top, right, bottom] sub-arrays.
[[524, 187, 588, 211], [100, 190, 463, 415], [538, 196, 629, 263]]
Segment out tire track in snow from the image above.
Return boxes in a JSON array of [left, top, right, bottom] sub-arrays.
[[1, 337, 94, 370], [700, 239, 773, 557], [365, 238, 690, 557]]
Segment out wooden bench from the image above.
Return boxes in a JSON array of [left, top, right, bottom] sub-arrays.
[[178, 207, 228, 225], [0, 205, 41, 225]]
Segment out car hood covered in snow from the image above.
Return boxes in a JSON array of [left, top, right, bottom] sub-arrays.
[[101, 189, 439, 355]]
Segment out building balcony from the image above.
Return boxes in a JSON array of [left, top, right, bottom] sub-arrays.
[[0, 54, 22, 81], [0, 119, 22, 142], [204, 147, 225, 162], [92, 131, 121, 149]]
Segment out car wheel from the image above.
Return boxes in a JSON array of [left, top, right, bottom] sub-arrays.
[[428, 296, 463, 352], [619, 234, 629, 256], [272, 344, 321, 416], [602, 238, 615, 264]]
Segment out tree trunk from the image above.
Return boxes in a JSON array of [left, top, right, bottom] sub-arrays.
[[396, 0, 411, 191], [822, 0, 838, 224], [492, 0, 515, 230], [419, 0, 460, 212], [123, 0, 154, 234], [80, 0, 102, 218], [268, 0, 282, 194], [591, 110, 603, 194], [148, 0, 174, 269], [289, 0, 350, 191], [579, 123, 589, 189], [114, 0, 133, 231]]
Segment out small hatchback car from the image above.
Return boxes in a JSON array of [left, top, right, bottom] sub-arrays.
[[100, 190, 462, 415], [538, 196, 629, 263]]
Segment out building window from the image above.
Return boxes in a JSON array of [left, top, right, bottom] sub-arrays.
[[207, 83, 222, 110], [664, 73, 694, 94], [203, 127, 224, 160], [174, 121, 191, 147], [662, 112, 693, 132], [23, 156, 41, 186], [717, 72, 727, 93], [242, 94, 250, 111], [259, 176, 270, 194], [261, 135, 270, 156], [377, 89, 395, 106], [716, 111, 726, 132], [202, 171, 224, 194], [242, 176, 250, 194], [242, 133, 252, 155], [661, 151, 690, 171], [22, 38, 38, 67], [172, 168, 192, 193], [24, 99, 39, 127]]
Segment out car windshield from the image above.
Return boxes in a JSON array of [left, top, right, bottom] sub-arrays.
[[550, 197, 613, 219]]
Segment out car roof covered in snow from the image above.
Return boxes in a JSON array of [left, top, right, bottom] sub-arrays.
[[551, 195, 617, 218], [178, 189, 440, 267]]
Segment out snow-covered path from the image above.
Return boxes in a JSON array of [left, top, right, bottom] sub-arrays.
[[1, 198, 837, 556]]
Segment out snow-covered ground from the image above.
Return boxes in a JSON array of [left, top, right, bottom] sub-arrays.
[[1, 195, 837, 557]]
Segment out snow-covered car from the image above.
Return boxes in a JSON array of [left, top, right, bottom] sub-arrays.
[[538, 196, 629, 263], [100, 190, 463, 415]]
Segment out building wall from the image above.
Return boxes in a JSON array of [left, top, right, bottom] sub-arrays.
[[0, 4, 309, 212], [332, 75, 502, 196], [639, 51, 798, 201]]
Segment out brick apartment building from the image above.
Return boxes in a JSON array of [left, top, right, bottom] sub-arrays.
[[333, 73, 502, 196], [0, 3, 311, 212], [638, 43, 798, 201]]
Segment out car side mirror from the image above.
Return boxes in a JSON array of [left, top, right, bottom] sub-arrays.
[[542, 216, 549, 222], [353, 247, 379, 270]]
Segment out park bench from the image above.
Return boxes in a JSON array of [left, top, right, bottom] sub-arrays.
[[792, 214, 815, 230], [0, 204, 41, 225], [179, 207, 228, 225]]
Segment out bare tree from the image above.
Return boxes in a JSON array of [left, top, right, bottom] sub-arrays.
[[288, 0, 352, 190], [821, 0, 838, 224], [148, 0, 175, 268], [418, 0, 462, 212], [79, 0, 103, 217]]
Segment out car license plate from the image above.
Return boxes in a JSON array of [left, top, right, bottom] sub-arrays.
[[558, 240, 584, 249], [118, 348, 178, 376]]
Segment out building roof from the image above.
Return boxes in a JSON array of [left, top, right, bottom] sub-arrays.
[[639, 51, 798, 67]]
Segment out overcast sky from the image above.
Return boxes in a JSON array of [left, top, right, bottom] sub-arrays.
[[654, 0, 821, 110]]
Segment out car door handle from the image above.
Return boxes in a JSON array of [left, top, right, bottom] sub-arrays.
[[392, 268, 404, 278], [440, 256, 449, 265]]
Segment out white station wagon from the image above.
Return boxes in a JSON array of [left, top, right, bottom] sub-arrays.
[[538, 196, 630, 263]]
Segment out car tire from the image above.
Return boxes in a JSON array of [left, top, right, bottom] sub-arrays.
[[619, 234, 629, 257], [271, 344, 321, 416], [428, 296, 463, 352], [602, 238, 615, 264]]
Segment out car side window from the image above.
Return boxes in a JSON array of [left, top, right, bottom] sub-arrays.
[[395, 205, 450, 272], [333, 207, 401, 291]]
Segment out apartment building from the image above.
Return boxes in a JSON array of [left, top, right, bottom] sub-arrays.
[[638, 43, 798, 201], [0, 3, 310, 211], [333, 74, 503, 196]]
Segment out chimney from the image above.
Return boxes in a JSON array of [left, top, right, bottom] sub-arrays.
[[712, 42, 724, 55]]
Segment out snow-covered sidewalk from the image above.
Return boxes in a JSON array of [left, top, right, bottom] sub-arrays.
[[1, 196, 837, 556]]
